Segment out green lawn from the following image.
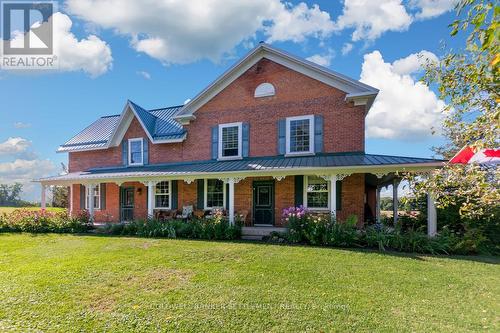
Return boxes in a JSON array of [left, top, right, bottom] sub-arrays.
[[0, 234, 498, 332], [0, 207, 66, 214]]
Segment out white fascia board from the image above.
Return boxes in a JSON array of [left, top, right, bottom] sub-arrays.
[[37, 162, 443, 186]]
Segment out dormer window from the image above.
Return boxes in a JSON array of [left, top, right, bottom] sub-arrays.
[[218, 122, 242, 160], [128, 138, 144, 165], [286, 115, 314, 155], [254, 83, 275, 98]]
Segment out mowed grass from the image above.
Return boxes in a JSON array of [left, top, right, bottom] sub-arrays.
[[0, 234, 498, 332], [0, 207, 66, 214]]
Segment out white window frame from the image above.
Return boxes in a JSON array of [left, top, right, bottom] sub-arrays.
[[204, 179, 226, 210], [154, 180, 171, 209], [303, 176, 330, 211], [286, 115, 315, 156], [128, 138, 144, 166], [85, 184, 101, 210], [218, 122, 242, 160]]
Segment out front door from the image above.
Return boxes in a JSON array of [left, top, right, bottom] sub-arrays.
[[253, 181, 275, 225], [120, 187, 134, 222]]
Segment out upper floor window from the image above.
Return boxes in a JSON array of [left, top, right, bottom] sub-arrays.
[[128, 138, 144, 165], [286, 115, 314, 155], [85, 184, 100, 210], [218, 122, 242, 160], [305, 176, 329, 210], [254, 82, 275, 98], [154, 181, 171, 209], [205, 179, 225, 209]]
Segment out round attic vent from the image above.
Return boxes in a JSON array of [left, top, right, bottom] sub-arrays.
[[254, 82, 275, 98]]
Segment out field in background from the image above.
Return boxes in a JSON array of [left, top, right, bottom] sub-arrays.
[[0, 234, 497, 332], [0, 207, 66, 214]]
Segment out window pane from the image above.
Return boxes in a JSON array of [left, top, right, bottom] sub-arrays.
[[155, 181, 170, 208], [207, 179, 224, 207], [289, 119, 310, 152], [130, 140, 143, 163], [306, 176, 328, 209], [221, 126, 239, 157]]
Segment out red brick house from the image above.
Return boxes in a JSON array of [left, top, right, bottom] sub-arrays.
[[39, 43, 442, 233]]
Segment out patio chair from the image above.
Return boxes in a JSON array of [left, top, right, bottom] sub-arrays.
[[176, 205, 193, 220]]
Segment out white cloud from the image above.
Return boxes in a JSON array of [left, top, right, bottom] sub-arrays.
[[392, 50, 439, 75], [360, 50, 445, 140], [13, 122, 31, 129], [0, 137, 31, 155], [306, 50, 335, 67], [335, 0, 412, 41], [0, 159, 57, 201], [341, 42, 353, 56], [136, 71, 151, 80], [66, 0, 335, 64], [410, 0, 457, 19], [265, 3, 335, 43], [4, 12, 113, 77], [54, 12, 113, 77]]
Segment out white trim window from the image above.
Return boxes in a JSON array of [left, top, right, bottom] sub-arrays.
[[85, 184, 101, 210], [128, 138, 144, 165], [218, 122, 242, 160], [304, 176, 329, 210], [205, 179, 226, 209], [154, 181, 171, 209], [286, 115, 314, 155]]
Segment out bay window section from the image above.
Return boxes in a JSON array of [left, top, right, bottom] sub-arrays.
[[305, 176, 329, 210], [205, 179, 225, 209], [154, 181, 171, 209]]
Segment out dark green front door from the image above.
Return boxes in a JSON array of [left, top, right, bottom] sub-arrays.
[[120, 187, 134, 221], [253, 181, 275, 225]]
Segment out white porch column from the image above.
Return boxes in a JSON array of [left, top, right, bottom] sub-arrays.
[[41, 184, 47, 210], [427, 192, 437, 237], [69, 185, 73, 216], [330, 175, 337, 219], [392, 179, 399, 226], [228, 178, 235, 225], [88, 184, 95, 222], [376, 186, 381, 224], [147, 181, 154, 219]]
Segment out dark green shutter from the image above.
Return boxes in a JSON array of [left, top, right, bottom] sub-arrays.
[[143, 139, 149, 165], [336, 180, 342, 211], [211, 127, 218, 160], [197, 179, 204, 209], [80, 185, 85, 209], [122, 140, 128, 166], [171, 180, 178, 210], [225, 183, 229, 209], [314, 115, 323, 153], [242, 123, 250, 157], [294, 175, 304, 207], [278, 119, 286, 155], [100, 183, 106, 210]]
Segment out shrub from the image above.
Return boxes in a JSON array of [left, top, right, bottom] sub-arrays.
[[104, 216, 241, 241], [0, 209, 91, 233]]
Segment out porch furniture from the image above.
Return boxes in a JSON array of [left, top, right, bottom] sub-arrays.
[[236, 210, 249, 225], [193, 209, 205, 219], [176, 205, 193, 220], [154, 209, 175, 221]]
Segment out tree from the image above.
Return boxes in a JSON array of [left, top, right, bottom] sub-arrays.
[[410, 0, 499, 219], [52, 186, 69, 208], [0, 183, 24, 206]]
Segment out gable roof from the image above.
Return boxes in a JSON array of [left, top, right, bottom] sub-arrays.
[[58, 101, 186, 153], [175, 43, 379, 121]]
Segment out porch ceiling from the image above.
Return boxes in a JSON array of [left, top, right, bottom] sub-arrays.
[[37, 153, 444, 185]]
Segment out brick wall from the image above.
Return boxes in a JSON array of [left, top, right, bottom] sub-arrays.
[[69, 58, 365, 172], [337, 174, 365, 225]]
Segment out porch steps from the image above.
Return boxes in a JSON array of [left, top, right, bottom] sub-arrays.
[[241, 226, 287, 241]]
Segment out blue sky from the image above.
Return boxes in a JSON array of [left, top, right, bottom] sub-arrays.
[[0, 0, 463, 200]]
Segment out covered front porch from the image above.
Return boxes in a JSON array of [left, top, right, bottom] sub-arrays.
[[38, 153, 442, 236]]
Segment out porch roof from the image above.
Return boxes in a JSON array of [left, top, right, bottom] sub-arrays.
[[38, 153, 444, 185]]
